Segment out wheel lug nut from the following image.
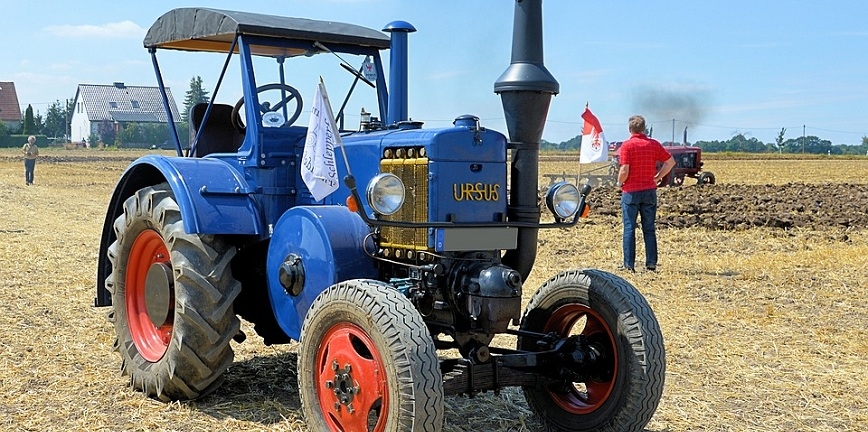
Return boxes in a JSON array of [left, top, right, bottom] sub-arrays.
[[324, 380, 334, 389], [332, 360, 339, 370]]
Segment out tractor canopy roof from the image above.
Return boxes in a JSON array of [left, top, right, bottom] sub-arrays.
[[144, 7, 391, 57]]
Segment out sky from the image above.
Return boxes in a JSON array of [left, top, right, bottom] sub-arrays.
[[2, 1, 867, 146]]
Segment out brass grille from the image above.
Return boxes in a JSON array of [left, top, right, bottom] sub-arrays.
[[379, 147, 429, 254]]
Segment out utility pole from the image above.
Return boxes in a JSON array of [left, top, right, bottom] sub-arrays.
[[802, 124, 805, 154], [66, 98, 70, 142]]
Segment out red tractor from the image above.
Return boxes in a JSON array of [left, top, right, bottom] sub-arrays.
[[659, 143, 715, 186]]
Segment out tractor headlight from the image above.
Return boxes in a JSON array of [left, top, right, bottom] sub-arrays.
[[545, 182, 580, 219], [366, 173, 405, 216]]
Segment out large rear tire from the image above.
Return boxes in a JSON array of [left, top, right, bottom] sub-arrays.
[[518, 269, 665, 432], [298, 280, 444, 431], [106, 183, 241, 401]]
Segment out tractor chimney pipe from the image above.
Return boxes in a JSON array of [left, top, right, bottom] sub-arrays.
[[383, 21, 416, 125], [495, 0, 559, 281]]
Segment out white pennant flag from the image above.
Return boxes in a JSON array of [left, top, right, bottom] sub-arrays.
[[301, 78, 341, 201]]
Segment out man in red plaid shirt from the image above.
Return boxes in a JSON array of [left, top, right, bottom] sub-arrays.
[[616, 115, 676, 271]]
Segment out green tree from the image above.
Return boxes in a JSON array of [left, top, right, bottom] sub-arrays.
[[782, 136, 830, 154], [774, 128, 786, 153], [43, 100, 70, 139], [117, 122, 140, 147], [695, 135, 773, 153], [181, 76, 210, 122], [88, 132, 100, 147], [141, 123, 173, 146], [175, 121, 189, 148], [98, 119, 117, 146], [35, 112, 45, 135], [115, 122, 177, 148], [23, 104, 36, 135]]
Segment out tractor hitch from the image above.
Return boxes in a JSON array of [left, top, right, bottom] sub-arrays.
[[441, 332, 612, 396]]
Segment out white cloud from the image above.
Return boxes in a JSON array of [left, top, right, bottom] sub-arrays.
[[425, 69, 471, 81], [834, 30, 868, 37], [42, 21, 145, 39], [559, 68, 616, 85], [50, 63, 72, 72]]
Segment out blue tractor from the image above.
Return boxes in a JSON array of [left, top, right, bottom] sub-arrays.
[[95, 3, 665, 431]]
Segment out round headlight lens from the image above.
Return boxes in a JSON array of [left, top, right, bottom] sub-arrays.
[[366, 173, 405, 216], [546, 182, 580, 219]]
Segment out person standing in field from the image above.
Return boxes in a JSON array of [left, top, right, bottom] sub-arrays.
[[617, 115, 676, 272], [22, 135, 39, 186]]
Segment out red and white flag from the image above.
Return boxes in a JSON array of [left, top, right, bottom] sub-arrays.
[[579, 105, 608, 163]]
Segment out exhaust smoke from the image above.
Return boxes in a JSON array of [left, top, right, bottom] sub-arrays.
[[632, 83, 712, 144]]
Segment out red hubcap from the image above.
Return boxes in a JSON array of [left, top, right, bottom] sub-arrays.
[[315, 323, 388, 432], [126, 229, 173, 362], [546, 304, 617, 414]]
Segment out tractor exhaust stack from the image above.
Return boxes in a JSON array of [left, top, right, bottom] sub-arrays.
[[495, 0, 559, 280], [383, 20, 416, 125]]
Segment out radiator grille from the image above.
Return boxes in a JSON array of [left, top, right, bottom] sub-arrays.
[[379, 147, 430, 256]]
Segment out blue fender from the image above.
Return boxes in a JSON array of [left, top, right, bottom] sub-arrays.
[[95, 154, 264, 306], [265, 206, 378, 340], [121, 154, 262, 235]]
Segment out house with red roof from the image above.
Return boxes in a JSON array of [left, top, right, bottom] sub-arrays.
[[0, 82, 23, 131]]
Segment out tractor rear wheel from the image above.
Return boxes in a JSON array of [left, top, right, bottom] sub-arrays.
[[298, 280, 443, 432], [518, 269, 665, 432], [105, 183, 241, 401]]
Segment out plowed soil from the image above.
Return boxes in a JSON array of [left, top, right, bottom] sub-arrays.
[[589, 183, 868, 231]]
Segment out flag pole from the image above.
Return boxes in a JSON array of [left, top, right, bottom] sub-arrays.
[[578, 101, 589, 178], [321, 76, 354, 177]]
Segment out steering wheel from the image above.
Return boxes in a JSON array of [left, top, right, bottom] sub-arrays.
[[231, 83, 304, 133]]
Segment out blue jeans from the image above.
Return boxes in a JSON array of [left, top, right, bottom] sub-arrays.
[[621, 189, 658, 269], [24, 159, 35, 184]]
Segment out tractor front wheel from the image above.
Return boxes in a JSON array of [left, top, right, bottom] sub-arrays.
[[698, 171, 716, 185], [518, 269, 665, 432], [105, 183, 241, 401], [298, 280, 444, 432]]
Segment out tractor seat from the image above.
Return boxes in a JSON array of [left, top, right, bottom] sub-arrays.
[[189, 103, 244, 157]]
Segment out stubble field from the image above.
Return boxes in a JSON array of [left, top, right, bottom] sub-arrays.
[[0, 149, 866, 431]]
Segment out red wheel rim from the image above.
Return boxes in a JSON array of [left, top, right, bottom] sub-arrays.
[[545, 303, 618, 414], [315, 323, 389, 432], [126, 229, 172, 362]]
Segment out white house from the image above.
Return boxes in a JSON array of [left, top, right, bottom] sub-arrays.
[[70, 82, 180, 143]]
